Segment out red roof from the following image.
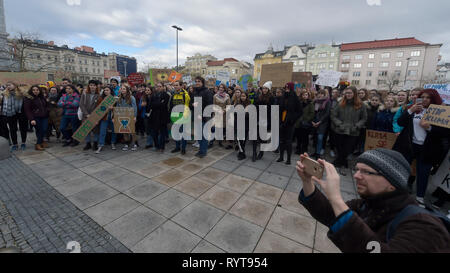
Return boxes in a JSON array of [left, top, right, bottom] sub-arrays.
[[341, 37, 427, 51], [207, 58, 239, 67]]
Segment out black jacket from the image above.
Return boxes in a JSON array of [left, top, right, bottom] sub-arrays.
[[193, 86, 213, 122], [148, 91, 170, 131], [280, 91, 302, 127]]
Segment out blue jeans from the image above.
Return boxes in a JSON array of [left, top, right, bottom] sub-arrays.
[[174, 124, 187, 150], [316, 133, 324, 154], [146, 135, 154, 146], [412, 144, 433, 198], [60, 116, 80, 141], [99, 120, 116, 147], [35, 117, 48, 144], [85, 132, 99, 143], [199, 122, 208, 155]]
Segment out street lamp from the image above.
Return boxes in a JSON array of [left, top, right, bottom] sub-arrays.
[[403, 57, 411, 89], [123, 61, 128, 78], [172, 25, 183, 72]]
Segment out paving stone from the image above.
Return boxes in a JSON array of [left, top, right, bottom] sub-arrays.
[[199, 185, 242, 211], [20, 153, 55, 165], [90, 167, 130, 182], [266, 162, 295, 178], [217, 174, 254, 194], [233, 165, 263, 181], [172, 201, 226, 237], [194, 167, 229, 184], [44, 169, 87, 187], [68, 184, 119, 210], [254, 230, 313, 253], [245, 182, 283, 205], [152, 169, 193, 187], [55, 176, 102, 197], [79, 161, 115, 175], [243, 157, 273, 170], [278, 191, 312, 218], [104, 206, 166, 249], [136, 164, 170, 178], [266, 207, 316, 248], [84, 194, 141, 226], [132, 221, 201, 253], [205, 214, 263, 253], [70, 156, 103, 168], [229, 195, 275, 227], [174, 177, 215, 198], [29, 159, 73, 178], [104, 173, 148, 192], [175, 162, 205, 175], [145, 189, 195, 218], [124, 180, 169, 203], [257, 171, 290, 190], [211, 160, 240, 173], [191, 240, 225, 253], [314, 222, 341, 253], [285, 177, 303, 193], [161, 157, 186, 168]]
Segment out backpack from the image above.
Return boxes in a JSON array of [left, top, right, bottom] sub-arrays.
[[386, 204, 450, 242]]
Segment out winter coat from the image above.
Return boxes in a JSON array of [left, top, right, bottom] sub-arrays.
[[193, 86, 213, 123], [24, 94, 49, 121], [364, 102, 381, 129], [299, 189, 450, 253], [257, 94, 274, 131], [213, 93, 230, 129], [148, 91, 170, 131], [371, 106, 398, 133], [393, 102, 412, 133], [295, 100, 314, 129], [313, 99, 331, 135], [331, 101, 367, 136], [57, 93, 80, 117], [79, 92, 100, 120], [116, 96, 137, 117], [280, 91, 302, 128], [393, 107, 450, 165]]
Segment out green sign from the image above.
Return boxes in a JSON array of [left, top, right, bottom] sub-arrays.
[[72, 95, 117, 142]]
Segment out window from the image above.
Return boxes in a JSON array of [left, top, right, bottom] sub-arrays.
[[395, 61, 402, 67], [318, 53, 327, 58], [369, 53, 375, 59], [55, 57, 57, 61], [330, 52, 335, 57], [411, 51, 421, 57], [329, 63, 334, 69], [397, 52, 404, 58], [318, 63, 326, 69], [80, 67, 83, 72], [47, 56, 51, 61], [342, 55, 350, 60], [409, 60, 419, 67], [310, 64, 315, 69], [354, 63, 362, 68], [408, 70, 418, 76], [351, 80, 360, 86], [104, 61, 107, 67], [368, 62, 374, 68], [85, 60, 87, 64], [353, 71, 361, 77], [341, 63, 350, 68], [79, 60, 82, 64], [36, 54, 41, 59], [379, 71, 388, 77], [367, 71, 373, 77], [366, 80, 371, 85], [381, 53, 390, 58], [85, 68, 88, 72], [378, 79, 386, 85], [97, 61, 100, 66], [299, 60, 304, 65], [355, 55, 363, 60], [395, 70, 401, 77], [380, 62, 389, 68]]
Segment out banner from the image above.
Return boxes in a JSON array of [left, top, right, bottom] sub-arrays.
[[72, 95, 116, 142], [182, 75, 192, 86], [431, 151, 450, 194], [260, 63, 294, 88], [127, 73, 145, 87], [239, 74, 253, 91], [169, 71, 182, 83], [113, 108, 136, 134], [424, 84, 450, 105], [104, 70, 120, 79], [216, 71, 230, 84], [149, 69, 171, 86], [0, 72, 47, 88], [315, 70, 343, 88], [364, 130, 398, 151], [422, 104, 450, 129]]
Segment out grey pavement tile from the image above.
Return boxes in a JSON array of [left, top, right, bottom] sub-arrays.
[[121, 160, 157, 172], [254, 230, 313, 253], [278, 191, 312, 218], [68, 184, 119, 210], [233, 165, 263, 181], [55, 176, 102, 197], [173, 177, 215, 198], [44, 169, 87, 187], [29, 159, 73, 178], [19, 153, 55, 165], [84, 194, 141, 226], [172, 201, 226, 237], [257, 171, 290, 190], [152, 169, 194, 187], [105, 206, 166, 249], [145, 189, 195, 218], [217, 174, 254, 194], [90, 167, 130, 182], [341, 190, 358, 202], [285, 177, 303, 193], [229, 195, 275, 227], [340, 180, 356, 193], [199, 185, 242, 211], [194, 167, 229, 184], [124, 180, 169, 203], [243, 158, 273, 170], [136, 164, 171, 179], [245, 182, 283, 205], [266, 162, 296, 177], [192, 240, 225, 253], [104, 173, 148, 192], [70, 156, 103, 168], [205, 214, 264, 253], [211, 160, 240, 173], [175, 162, 206, 175], [315, 222, 341, 253], [79, 161, 115, 175], [132, 221, 201, 253]]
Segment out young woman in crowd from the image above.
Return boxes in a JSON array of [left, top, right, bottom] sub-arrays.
[[358, 88, 369, 104], [134, 84, 146, 137], [231, 88, 242, 105], [96, 86, 117, 154], [23, 85, 49, 151], [46, 86, 62, 142], [365, 94, 382, 129], [393, 88, 422, 135], [396, 90, 408, 109], [394, 89, 450, 206], [213, 83, 232, 149], [58, 84, 80, 147], [371, 96, 398, 133], [330, 86, 367, 174], [0, 82, 28, 151], [236, 91, 250, 160], [272, 88, 284, 153], [116, 84, 138, 151], [254, 81, 275, 159], [327, 88, 341, 157], [141, 86, 154, 149], [80, 80, 101, 151], [148, 82, 170, 153], [311, 89, 331, 159], [277, 82, 302, 165], [294, 90, 314, 155]]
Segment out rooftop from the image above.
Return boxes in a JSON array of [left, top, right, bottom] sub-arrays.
[[341, 37, 427, 51], [206, 58, 239, 67]]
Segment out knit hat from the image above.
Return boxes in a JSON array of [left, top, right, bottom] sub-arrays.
[[263, 81, 272, 90], [356, 148, 411, 191]]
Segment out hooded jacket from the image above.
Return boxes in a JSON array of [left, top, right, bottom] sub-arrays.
[[24, 93, 48, 121], [331, 100, 367, 136]]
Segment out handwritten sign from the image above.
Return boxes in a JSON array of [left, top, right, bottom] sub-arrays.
[[431, 151, 450, 194], [422, 104, 450, 129], [364, 130, 398, 151], [260, 63, 293, 88], [127, 73, 145, 87], [315, 70, 343, 88], [292, 72, 313, 92], [72, 95, 116, 142], [113, 108, 135, 134], [424, 84, 450, 105]]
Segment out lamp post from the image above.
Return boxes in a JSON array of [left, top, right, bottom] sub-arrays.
[[403, 57, 410, 89], [123, 61, 128, 78], [172, 25, 183, 72]]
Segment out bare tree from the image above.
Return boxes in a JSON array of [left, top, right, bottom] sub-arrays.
[[379, 72, 400, 92]]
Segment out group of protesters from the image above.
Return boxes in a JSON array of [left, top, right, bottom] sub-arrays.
[[0, 76, 449, 208]]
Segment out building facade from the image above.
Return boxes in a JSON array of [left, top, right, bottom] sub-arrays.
[[206, 58, 253, 81], [436, 63, 450, 83], [339, 37, 442, 91], [282, 44, 310, 73], [253, 45, 284, 80], [0, 0, 17, 71], [184, 53, 217, 76], [306, 44, 340, 75]]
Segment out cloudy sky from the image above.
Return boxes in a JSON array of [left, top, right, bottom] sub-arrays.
[[4, 0, 450, 70]]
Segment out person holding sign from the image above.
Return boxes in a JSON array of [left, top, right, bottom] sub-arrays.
[[96, 86, 117, 154], [80, 80, 101, 152], [115, 85, 138, 151], [394, 89, 450, 207], [58, 85, 80, 147]]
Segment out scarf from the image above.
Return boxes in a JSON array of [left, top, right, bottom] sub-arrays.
[[314, 98, 329, 112], [1, 92, 22, 117]]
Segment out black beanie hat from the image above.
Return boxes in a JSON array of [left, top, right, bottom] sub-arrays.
[[356, 148, 411, 191]]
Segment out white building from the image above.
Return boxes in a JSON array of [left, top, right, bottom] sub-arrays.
[[282, 44, 310, 72], [436, 63, 450, 83]]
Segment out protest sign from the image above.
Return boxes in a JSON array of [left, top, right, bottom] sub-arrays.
[[113, 107, 136, 134], [292, 72, 313, 91], [127, 73, 145, 86], [364, 130, 398, 151], [216, 71, 230, 85], [0, 72, 47, 88], [182, 75, 192, 86], [72, 95, 116, 142], [169, 71, 182, 83], [315, 70, 343, 88], [206, 78, 216, 89], [239, 74, 253, 91], [424, 84, 450, 105], [431, 151, 450, 194], [260, 63, 293, 88], [230, 79, 237, 86], [149, 69, 171, 86], [422, 104, 450, 129], [104, 70, 120, 80]]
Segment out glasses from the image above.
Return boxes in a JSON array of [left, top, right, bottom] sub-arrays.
[[352, 167, 382, 176]]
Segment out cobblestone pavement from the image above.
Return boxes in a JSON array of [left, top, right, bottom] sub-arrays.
[[4, 133, 361, 253]]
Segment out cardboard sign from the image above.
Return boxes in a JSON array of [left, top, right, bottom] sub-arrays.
[[431, 151, 450, 194], [206, 78, 216, 89], [169, 71, 182, 83], [104, 70, 120, 79], [315, 70, 343, 88], [0, 72, 47, 88], [424, 84, 450, 105], [149, 69, 172, 86], [182, 75, 192, 86], [216, 71, 230, 84], [260, 63, 294, 88], [364, 130, 398, 151], [292, 72, 313, 91], [113, 107, 136, 134], [72, 95, 116, 142], [127, 73, 145, 87], [422, 104, 450, 129], [239, 74, 253, 91]]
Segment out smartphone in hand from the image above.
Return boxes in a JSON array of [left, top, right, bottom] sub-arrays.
[[301, 157, 325, 179], [416, 98, 423, 104]]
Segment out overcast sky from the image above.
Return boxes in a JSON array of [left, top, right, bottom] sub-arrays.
[[4, 0, 450, 70]]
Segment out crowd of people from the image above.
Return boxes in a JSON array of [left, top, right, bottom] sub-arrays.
[[0, 77, 449, 208]]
